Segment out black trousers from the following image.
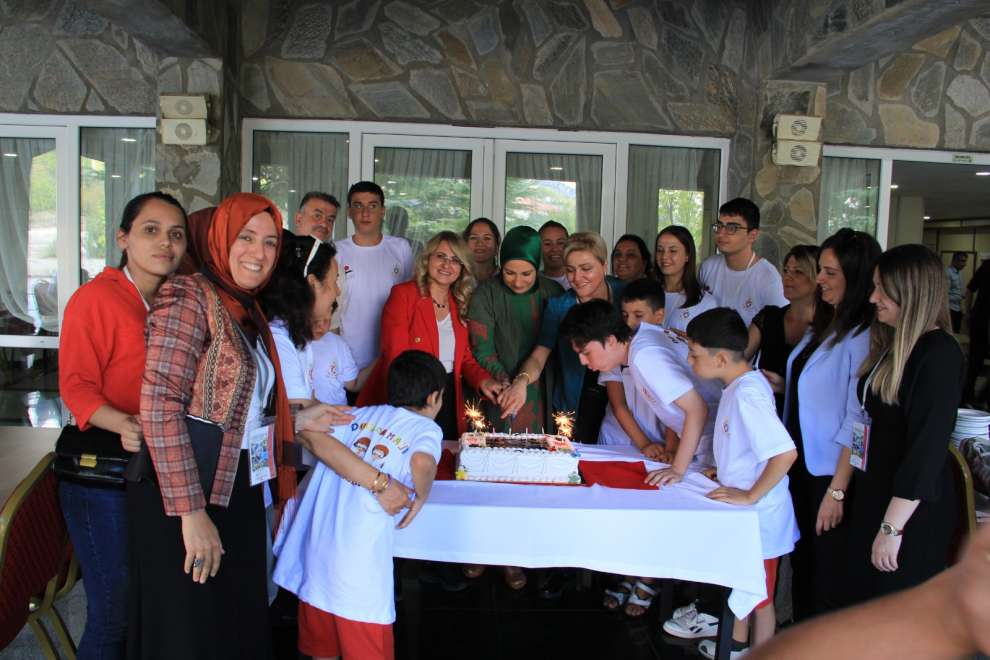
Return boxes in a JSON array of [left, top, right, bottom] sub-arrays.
[[574, 367, 607, 444], [127, 452, 272, 660], [964, 313, 988, 402], [436, 372, 458, 439], [788, 466, 851, 621]]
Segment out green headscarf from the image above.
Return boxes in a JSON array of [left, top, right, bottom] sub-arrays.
[[499, 226, 542, 271]]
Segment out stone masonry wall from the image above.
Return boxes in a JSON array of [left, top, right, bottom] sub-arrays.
[[825, 16, 990, 150]]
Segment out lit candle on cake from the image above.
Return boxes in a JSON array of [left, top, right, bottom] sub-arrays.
[[553, 410, 575, 440], [465, 401, 486, 432]]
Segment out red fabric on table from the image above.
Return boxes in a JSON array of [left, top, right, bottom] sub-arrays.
[[437, 449, 657, 491], [578, 460, 658, 490]]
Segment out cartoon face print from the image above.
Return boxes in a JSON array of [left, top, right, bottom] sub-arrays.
[[371, 444, 390, 468], [353, 437, 371, 457]]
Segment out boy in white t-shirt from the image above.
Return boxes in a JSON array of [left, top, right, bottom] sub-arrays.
[[683, 307, 799, 659], [273, 350, 445, 660], [699, 198, 787, 326], [597, 279, 667, 459], [336, 181, 414, 371]]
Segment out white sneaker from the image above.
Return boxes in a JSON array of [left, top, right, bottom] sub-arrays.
[[698, 639, 748, 659], [661, 602, 720, 639]]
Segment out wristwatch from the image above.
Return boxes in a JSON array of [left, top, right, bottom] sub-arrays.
[[879, 521, 903, 537], [827, 487, 845, 502]]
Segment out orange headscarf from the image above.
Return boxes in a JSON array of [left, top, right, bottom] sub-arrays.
[[186, 193, 298, 508]]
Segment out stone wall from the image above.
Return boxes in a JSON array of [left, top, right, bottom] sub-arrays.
[[825, 16, 990, 150], [0, 1, 158, 114]]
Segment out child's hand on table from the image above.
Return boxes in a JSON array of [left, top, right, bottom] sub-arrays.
[[645, 467, 684, 487], [706, 486, 753, 505], [701, 467, 718, 481], [639, 442, 667, 461]]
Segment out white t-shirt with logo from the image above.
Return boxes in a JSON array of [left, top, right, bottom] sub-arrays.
[[597, 365, 663, 446], [713, 370, 800, 559], [627, 323, 720, 466], [273, 405, 442, 624], [699, 255, 787, 326], [336, 235, 414, 369], [270, 320, 314, 401], [662, 290, 721, 334], [311, 331, 359, 406]]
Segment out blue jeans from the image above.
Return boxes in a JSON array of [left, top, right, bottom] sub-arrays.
[[59, 480, 128, 660]]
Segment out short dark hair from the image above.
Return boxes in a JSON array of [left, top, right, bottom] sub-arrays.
[[718, 197, 761, 230], [686, 307, 748, 357], [347, 181, 385, 206], [539, 220, 568, 235], [620, 277, 665, 312], [559, 299, 632, 350], [118, 191, 187, 268], [952, 251, 968, 260], [299, 191, 340, 210], [387, 350, 447, 409], [612, 233, 653, 278]]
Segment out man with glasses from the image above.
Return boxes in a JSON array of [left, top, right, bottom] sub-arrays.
[[699, 198, 787, 326], [335, 181, 413, 387]]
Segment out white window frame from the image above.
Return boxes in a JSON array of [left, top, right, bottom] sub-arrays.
[[0, 113, 155, 349], [823, 145, 990, 249], [241, 119, 730, 251]]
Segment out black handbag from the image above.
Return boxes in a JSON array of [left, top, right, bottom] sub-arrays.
[[53, 425, 130, 487], [126, 416, 224, 500]]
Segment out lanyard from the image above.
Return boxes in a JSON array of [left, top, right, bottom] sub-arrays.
[[859, 349, 890, 412]]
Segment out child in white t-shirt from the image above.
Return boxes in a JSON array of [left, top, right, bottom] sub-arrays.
[[597, 279, 667, 457], [684, 307, 799, 659], [273, 350, 446, 660]]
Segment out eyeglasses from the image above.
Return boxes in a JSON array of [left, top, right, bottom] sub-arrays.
[[349, 202, 382, 214], [712, 221, 749, 235], [431, 252, 463, 267]]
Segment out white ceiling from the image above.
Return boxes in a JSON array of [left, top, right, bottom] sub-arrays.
[[891, 161, 990, 221]]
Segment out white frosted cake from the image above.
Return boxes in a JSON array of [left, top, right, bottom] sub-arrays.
[[455, 432, 582, 484]]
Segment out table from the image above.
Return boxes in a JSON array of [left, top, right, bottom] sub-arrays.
[[394, 443, 768, 660], [0, 426, 58, 505]]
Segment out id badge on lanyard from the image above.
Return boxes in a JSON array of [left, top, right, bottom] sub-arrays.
[[247, 416, 277, 486], [850, 353, 886, 472]]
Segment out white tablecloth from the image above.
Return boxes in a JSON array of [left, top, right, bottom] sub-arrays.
[[394, 443, 767, 618]]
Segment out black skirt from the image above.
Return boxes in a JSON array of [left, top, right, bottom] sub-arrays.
[[126, 451, 272, 660]]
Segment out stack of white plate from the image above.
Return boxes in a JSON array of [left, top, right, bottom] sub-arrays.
[[953, 408, 990, 447]]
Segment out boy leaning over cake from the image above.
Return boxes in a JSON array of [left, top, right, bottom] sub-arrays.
[[685, 308, 799, 659], [273, 350, 446, 660]]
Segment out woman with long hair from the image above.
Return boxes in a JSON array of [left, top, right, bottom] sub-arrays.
[[463, 217, 501, 282], [358, 231, 501, 439], [746, 244, 818, 416], [780, 228, 881, 620], [845, 244, 963, 605], [611, 233, 651, 282], [129, 193, 347, 659], [59, 192, 187, 659], [653, 226, 719, 332]]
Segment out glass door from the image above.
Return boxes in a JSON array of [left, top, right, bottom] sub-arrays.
[[494, 140, 616, 246]]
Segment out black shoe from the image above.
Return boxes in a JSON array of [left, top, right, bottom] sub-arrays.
[[538, 570, 574, 600]]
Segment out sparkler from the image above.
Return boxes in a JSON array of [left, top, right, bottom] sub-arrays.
[[465, 400, 486, 432], [553, 410, 575, 440]]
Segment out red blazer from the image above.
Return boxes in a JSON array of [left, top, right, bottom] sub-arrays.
[[358, 280, 492, 435]]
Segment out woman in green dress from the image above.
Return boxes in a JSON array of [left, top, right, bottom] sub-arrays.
[[468, 225, 563, 434]]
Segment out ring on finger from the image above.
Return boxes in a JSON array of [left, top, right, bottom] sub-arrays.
[[193, 557, 204, 569]]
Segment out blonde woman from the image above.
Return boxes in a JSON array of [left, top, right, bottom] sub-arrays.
[[358, 231, 501, 438], [845, 244, 963, 606]]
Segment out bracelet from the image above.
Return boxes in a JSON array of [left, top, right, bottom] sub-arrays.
[[513, 371, 532, 385], [370, 471, 391, 494]]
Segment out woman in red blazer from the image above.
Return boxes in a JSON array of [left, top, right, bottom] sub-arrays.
[[358, 231, 501, 438]]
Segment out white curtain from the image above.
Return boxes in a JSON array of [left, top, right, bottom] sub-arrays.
[[0, 138, 54, 333], [625, 145, 719, 255], [80, 128, 156, 271], [506, 152, 602, 232], [252, 132, 350, 236], [819, 157, 880, 241]]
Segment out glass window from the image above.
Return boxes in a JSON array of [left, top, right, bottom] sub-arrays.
[[80, 127, 156, 279], [0, 138, 58, 336], [819, 156, 880, 241], [626, 145, 721, 258], [504, 152, 602, 234], [252, 131, 350, 239], [373, 146, 472, 256]]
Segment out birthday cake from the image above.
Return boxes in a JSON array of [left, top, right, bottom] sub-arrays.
[[455, 432, 582, 484]]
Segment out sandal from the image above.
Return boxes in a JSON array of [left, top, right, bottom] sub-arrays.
[[603, 579, 635, 610], [624, 579, 658, 617], [504, 566, 527, 590], [462, 564, 486, 579]]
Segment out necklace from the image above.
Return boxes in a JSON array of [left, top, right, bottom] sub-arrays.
[[432, 298, 448, 310]]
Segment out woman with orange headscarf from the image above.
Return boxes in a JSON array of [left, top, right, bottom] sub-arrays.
[[127, 194, 340, 659]]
